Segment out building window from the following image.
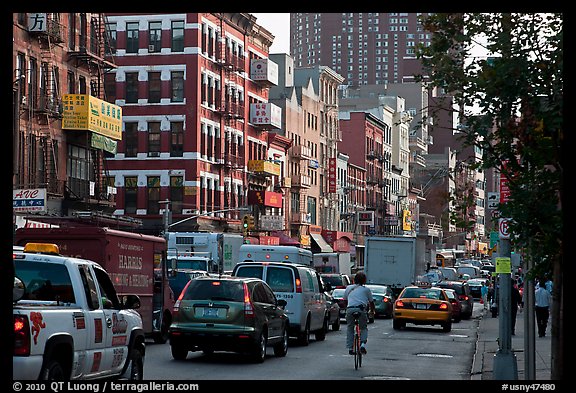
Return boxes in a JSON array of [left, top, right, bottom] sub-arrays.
[[171, 20, 184, 52], [67, 71, 75, 94], [104, 73, 116, 103], [79, 75, 86, 94], [126, 22, 139, 54], [68, 13, 76, 50], [147, 122, 161, 156], [148, 21, 162, 52], [105, 22, 117, 55], [148, 71, 161, 103], [124, 122, 138, 157], [125, 72, 138, 103], [147, 176, 161, 214], [124, 176, 138, 214], [171, 71, 184, 102], [170, 176, 183, 214], [67, 145, 92, 199], [170, 121, 184, 157]]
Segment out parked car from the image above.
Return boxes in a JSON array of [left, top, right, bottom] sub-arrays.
[[392, 285, 453, 332], [232, 261, 328, 345], [434, 281, 474, 319], [169, 276, 289, 363], [323, 292, 341, 331], [467, 278, 488, 300], [319, 273, 351, 291], [365, 284, 395, 319], [331, 288, 347, 319], [443, 288, 462, 322]]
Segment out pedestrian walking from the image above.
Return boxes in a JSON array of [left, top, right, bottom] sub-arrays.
[[535, 278, 552, 337], [480, 281, 489, 310], [511, 280, 522, 335]]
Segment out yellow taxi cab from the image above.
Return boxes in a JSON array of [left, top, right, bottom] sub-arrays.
[[392, 284, 453, 332]]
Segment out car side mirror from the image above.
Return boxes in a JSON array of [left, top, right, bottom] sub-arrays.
[[122, 294, 141, 309], [277, 299, 287, 308], [13, 277, 25, 302]]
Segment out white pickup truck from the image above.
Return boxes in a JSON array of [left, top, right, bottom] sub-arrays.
[[13, 243, 146, 380]]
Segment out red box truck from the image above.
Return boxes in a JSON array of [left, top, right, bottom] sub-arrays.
[[15, 226, 175, 343]]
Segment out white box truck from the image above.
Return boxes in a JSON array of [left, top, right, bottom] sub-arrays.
[[166, 232, 244, 273], [313, 252, 352, 276], [364, 236, 417, 295]]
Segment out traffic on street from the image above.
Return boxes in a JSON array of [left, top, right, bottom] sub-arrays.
[[142, 302, 484, 380]]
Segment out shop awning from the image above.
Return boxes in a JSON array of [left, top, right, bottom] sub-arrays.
[[310, 233, 333, 253]]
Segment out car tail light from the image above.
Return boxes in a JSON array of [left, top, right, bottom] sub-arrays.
[[395, 300, 405, 308], [295, 278, 302, 293], [459, 295, 469, 301], [243, 283, 254, 318], [383, 297, 390, 303], [14, 315, 30, 356], [173, 280, 191, 315], [439, 303, 449, 310]]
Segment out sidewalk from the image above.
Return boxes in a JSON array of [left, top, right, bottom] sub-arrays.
[[471, 305, 552, 380]]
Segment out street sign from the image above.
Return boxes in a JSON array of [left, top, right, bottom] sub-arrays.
[[498, 218, 511, 239], [487, 192, 500, 210]]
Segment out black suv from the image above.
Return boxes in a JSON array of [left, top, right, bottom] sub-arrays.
[[434, 281, 474, 319], [169, 276, 289, 363], [320, 273, 351, 291]]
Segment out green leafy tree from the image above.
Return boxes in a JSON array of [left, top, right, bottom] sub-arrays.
[[417, 13, 563, 379]]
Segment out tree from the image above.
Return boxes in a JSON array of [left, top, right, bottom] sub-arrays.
[[417, 13, 563, 379]]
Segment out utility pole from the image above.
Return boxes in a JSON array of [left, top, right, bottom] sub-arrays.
[[493, 218, 518, 379]]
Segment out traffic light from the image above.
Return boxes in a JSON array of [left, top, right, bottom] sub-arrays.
[[248, 215, 255, 230], [242, 215, 250, 235]]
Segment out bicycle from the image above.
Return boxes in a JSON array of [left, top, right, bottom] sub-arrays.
[[351, 310, 362, 369]]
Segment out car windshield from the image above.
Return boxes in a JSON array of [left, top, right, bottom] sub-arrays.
[[183, 280, 244, 301], [401, 288, 443, 300], [14, 260, 76, 303]]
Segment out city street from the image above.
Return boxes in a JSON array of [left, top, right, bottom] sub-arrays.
[[143, 303, 483, 380]]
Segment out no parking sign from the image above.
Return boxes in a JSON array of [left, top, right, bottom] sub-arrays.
[[498, 218, 511, 239]]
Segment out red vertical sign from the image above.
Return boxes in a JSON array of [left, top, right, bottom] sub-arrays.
[[499, 161, 512, 203], [328, 158, 337, 193]]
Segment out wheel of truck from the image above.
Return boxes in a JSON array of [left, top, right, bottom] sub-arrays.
[[153, 315, 170, 344], [171, 344, 188, 360], [297, 319, 310, 346], [315, 318, 327, 341], [127, 348, 144, 380], [40, 359, 66, 380], [332, 316, 341, 331]]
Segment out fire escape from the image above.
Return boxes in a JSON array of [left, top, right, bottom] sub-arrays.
[[290, 145, 313, 228], [213, 22, 246, 215], [66, 13, 117, 208], [28, 15, 65, 197]]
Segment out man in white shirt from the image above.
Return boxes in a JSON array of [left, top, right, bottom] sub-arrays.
[[343, 271, 376, 355], [535, 278, 552, 337]]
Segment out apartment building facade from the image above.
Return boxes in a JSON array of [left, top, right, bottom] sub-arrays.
[[290, 12, 434, 86], [103, 13, 288, 236], [13, 13, 124, 230]]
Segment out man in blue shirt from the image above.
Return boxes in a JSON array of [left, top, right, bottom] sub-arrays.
[[343, 271, 376, 355]]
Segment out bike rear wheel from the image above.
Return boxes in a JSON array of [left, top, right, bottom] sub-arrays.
[[354, 324, 362, 369]]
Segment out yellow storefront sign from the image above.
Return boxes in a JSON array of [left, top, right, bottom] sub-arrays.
[[248, 160, 281, 176], [62, 94, 122, 140]]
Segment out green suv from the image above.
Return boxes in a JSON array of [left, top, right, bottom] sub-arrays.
[[169, 276, 289, 363]]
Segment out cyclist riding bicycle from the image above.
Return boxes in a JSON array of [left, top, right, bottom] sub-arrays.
[[343, 271, 376, 355]]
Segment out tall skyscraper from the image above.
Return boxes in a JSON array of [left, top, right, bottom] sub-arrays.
[[290, 13, 434, 86]]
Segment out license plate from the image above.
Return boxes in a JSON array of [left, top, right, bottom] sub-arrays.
[[416, 303, 428, 310], [203, 307, 219, 317]]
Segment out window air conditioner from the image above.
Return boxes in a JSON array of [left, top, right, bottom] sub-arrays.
[[148, 45, 155, 52]]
